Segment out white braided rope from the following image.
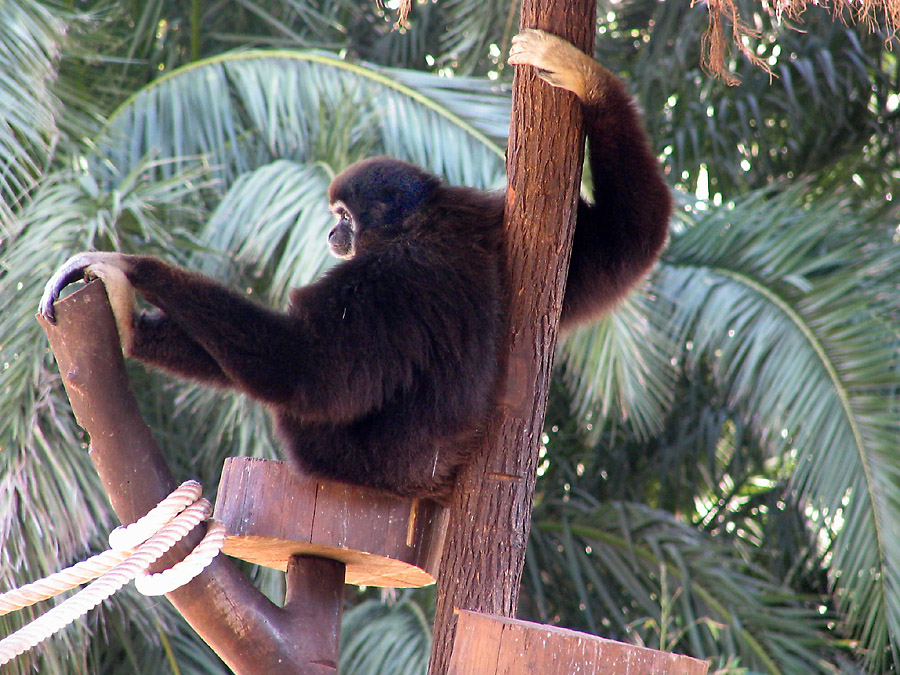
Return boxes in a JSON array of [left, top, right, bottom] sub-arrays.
[[108, 480, 204, 551], [0, 481, 225, 667], [0, 549, 132, 615], [134, 518, 227, 596]]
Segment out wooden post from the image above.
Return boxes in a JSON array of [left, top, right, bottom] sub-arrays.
[[37, 282, 340, 674], [428, 2, 597, 672], [37, 281, 448, 672]]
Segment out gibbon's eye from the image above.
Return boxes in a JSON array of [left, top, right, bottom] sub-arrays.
[[331, 204, 354, 228]]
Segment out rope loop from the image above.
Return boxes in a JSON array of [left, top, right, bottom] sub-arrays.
[[0, 480, 225, 667]]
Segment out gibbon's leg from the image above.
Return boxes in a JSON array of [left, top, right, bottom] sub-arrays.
[[43, 252, 338, 408], [508, 30, 672, 328], [82, 257, 137, 354], [129, 311, 232, 385]]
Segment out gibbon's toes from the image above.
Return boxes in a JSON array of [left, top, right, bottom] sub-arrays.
[[507, 29, 558, 68], [39, 252, 94, 323], [508, 29, 596, 99]]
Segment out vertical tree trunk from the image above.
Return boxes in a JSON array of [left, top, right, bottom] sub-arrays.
[[428, 2, 598, 673]]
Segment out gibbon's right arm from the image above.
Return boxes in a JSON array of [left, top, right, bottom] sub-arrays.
[[508, 29, 672, 329]]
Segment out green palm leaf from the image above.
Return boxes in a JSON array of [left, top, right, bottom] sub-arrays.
[[0, 1, 63, 218], [97, 51, 506, 192], [659, 185, 900, 670], [560, 291, 677, 440], [438, 0, 519, 75], [0, 160, 212, 675], [340, 591, 432, 675], [527, 498, 838, 673]]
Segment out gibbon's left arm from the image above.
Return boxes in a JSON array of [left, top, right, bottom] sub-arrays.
[[40, 252, 265, 388], [38, 249, 462, 425], [508, 30, 672, 329]]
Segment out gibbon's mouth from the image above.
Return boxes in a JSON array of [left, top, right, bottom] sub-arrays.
[[328, 224, 355, 259], [328, 240, 355, 260]]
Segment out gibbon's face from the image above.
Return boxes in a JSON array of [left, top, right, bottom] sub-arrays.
[[327, 156, 440, 260], [328, 201, 357, 259]]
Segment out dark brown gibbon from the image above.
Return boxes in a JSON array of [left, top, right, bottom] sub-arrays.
[[40, 30, 671, 499]]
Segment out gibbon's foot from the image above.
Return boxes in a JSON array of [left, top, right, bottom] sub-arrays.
[[507, 29, 605, 101], [39, 252, 136, 351]]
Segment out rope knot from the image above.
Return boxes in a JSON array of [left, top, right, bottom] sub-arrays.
[[0, 481, 226, 666]]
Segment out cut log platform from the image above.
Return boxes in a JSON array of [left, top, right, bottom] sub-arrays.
[[214, 457, 447, 587]]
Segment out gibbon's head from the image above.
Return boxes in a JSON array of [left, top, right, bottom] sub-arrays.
[[327, 157, 441, 259]]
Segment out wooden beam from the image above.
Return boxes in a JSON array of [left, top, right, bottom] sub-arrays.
[[449, 611, 710, 675]]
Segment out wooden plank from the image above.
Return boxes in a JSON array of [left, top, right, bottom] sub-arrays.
[[447, 611, 503, 675], [450, 611, 709, 675]]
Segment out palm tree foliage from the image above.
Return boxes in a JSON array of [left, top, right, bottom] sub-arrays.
[[0, 1, 63, 218], [661, 187, 900, 671], [527, 498, 836, 673], [340, 590, 433, 675], [1, 0, 898, 673]]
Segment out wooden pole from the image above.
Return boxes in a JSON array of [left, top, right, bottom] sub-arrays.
[[37, 281, 343, 674], [428, 1, 597, 672]]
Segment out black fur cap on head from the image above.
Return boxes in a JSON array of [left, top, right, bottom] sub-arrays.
[[328, 156, 442, 232]]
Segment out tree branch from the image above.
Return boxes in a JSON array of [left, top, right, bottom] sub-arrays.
[[37, 281, 341, 674]]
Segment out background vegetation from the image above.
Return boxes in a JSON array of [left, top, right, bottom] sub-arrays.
[[1, 0, 897, 673]]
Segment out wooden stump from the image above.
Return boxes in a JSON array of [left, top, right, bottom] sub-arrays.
[[448, 611, 709, 674], [214, 457, 447, 587]]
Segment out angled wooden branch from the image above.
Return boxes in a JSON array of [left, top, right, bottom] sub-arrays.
[[37, 281, 341, 674]]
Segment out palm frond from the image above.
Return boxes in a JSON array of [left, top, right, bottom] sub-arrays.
[[658, 185, 900, 670], [438, 0, 518, 76], [0, 0, 64, 216], [192, 160, 335, 300], [596, 0, 894, 197], [559, 290, 677, 441], [526, 498, 840, 673], [340, 591, 432, 675], [0, 159, 210, 675], [97, 50, 506, 193]]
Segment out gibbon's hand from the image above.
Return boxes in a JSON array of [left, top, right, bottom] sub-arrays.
[[507, 29, 603, 101], [39, 252, 136, 351]]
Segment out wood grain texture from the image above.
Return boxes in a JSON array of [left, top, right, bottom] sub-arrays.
[[215, 457, 447, 586], [428, 1, 598, 672], [448, 611, 710, 675]]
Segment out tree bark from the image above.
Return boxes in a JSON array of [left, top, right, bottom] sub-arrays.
[[428, 2, 598, 673]]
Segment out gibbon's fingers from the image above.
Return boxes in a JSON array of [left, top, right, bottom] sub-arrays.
[[507, 28, 599, 101], [39, 252, 131, 324], [84, 261, 137, 353]]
